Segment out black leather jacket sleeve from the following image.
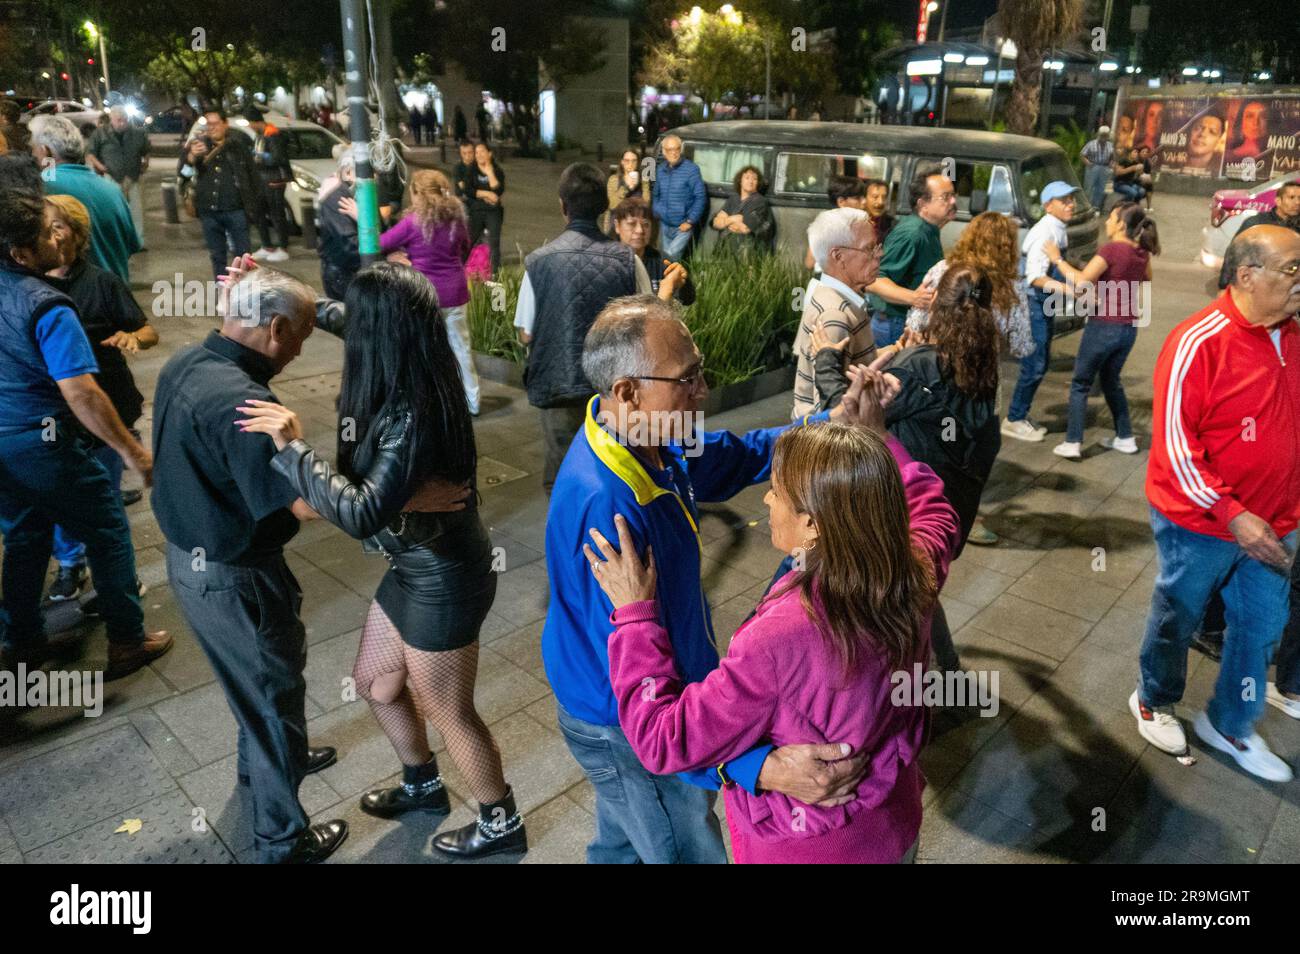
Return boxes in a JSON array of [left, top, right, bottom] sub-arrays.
[[269, 412, 413, 541], [315, 296, 347, 337], [813, 349, 850, 412]]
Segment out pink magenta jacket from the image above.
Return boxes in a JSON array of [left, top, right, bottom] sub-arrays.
[[607, 436, 961, 863]]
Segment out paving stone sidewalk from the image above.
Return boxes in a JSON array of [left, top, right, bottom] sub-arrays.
[[1, 175, 1297, 864]]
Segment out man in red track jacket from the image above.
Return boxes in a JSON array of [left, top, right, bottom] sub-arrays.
[[1133, 225, 1300, 782]]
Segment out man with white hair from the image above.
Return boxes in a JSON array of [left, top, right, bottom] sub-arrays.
[[30, 114, 140, 281], [1081, 124, 1114, 210], [88, 105, 150, 246], [790, 207, 882, 420], [151, 268, 346, 863]]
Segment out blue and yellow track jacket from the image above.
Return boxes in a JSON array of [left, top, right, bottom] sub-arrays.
[[541, 396, 828, 791]]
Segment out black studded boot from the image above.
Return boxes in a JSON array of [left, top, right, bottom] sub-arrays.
[[432, 785, 527, 859], [360, 756, 452, 819]]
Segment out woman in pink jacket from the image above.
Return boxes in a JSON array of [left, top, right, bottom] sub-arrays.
[[585, 403, 961, 864]]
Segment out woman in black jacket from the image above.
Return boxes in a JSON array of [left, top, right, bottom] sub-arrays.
[[235, 263, 526, 859], [316, 152, 360, 300], [811, 265, 1002, 671]]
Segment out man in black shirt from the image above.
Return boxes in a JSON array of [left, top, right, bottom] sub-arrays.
[[244, 106, 293, 262], [179, 108, 256, 278], [1217, 179, 1300, 289], [152, 268, 345, 863]]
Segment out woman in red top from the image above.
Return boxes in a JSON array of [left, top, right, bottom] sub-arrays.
[[1047, 202, 1160, 459]]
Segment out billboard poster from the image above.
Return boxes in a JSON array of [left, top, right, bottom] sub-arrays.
[[1155, 99, 1222, 176], [1113, 90, 1300, 183]]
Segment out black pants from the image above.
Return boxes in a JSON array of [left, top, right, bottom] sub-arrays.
[[468, 204, 504, 274], [0, 423, 143, 651], [254, 182, 291, 250], [166, 544, 309, 863], [539, 401, 588, 495]]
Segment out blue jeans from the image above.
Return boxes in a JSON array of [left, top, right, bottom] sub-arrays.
[[52, 439, 128, 567], [1138, 507, 1296, 739], [1007, 287, 1054, 423], [0, 423, 143, 650], [871, 312, 906, 348], [1083, 164, 1110, 209], [556, 704, 726, 864], [1113, 180, 1146, 203], [1066, 322, 1136, 443], [200, 208, 252, 279], [660, 225, 694, 262]]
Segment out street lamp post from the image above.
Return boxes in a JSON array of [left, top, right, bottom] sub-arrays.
[[84, 21, 110, 102], [764, 34, 771, 119]]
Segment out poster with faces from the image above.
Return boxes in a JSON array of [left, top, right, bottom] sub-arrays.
[[1221, 98, 1276, 181], [1156, 99, 1223, 177]]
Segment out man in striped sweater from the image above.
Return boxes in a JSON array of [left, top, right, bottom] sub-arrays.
[[1132, 225, 1300, 782]]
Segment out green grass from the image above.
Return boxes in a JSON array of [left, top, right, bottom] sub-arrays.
[[466, 247, 810, 388]]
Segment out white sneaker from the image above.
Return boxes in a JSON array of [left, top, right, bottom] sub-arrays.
[[263, 248, 290, 262], [1193, 710, 1294, 782], [1266, 682, 1300, 720], [1001, 419, 1045, 442], [1130, 690, 1187, 754], [251, 247, 274, 260], [1103, 435, 1139, 454], [1053, 441, 1083, 459]]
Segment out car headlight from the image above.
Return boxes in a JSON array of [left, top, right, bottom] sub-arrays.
[[294, 170, 320, 192]]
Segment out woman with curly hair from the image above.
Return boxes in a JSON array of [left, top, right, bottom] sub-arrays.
[[710, 164, 774, 253], [882, 266, 1002, 669], [811, 265, 1001, 670], [377, 168, 480, 414], [903, 211, 1032, 360]]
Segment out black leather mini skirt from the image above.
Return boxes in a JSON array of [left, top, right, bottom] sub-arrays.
[[371, 511, 498, 651]]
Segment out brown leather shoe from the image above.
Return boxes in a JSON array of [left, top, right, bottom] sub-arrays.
[[104, 631, 173, 681]]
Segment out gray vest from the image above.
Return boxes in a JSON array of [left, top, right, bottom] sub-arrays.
[[523, 221, 637, 408]]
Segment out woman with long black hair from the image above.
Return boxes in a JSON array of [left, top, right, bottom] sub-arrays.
[[235, 263, 526, 859]]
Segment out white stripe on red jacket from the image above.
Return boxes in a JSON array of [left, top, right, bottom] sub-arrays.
[[1146, 291, 1300, 541]]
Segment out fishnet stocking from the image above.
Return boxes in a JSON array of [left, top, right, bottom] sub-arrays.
[[403, 640, 507, 805], [353, 601, 507, 804], [354, 600, 430, 767]]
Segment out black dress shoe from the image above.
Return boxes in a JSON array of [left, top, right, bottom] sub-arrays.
[[285, 820, 348, 864], [305, 746, 337, 775], [239, 745, 337, 786], [360, 780, 451, 819], [1191, 630, 1224, 662]]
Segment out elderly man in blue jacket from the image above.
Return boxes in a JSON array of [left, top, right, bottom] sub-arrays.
[[652, 135, 707, 262], [542, 294, 875, 863]]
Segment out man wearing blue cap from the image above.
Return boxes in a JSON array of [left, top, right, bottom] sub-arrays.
[[1003, 181, 1077, 441]]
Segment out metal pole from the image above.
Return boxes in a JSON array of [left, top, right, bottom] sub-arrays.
[[1087, 0, 1114, 127], [987, 47, 1003, 126], [937, 0, 949, 42], [99, 32, 110, 97], [765, 36, 771, 119], [340, 0, 380, 264]]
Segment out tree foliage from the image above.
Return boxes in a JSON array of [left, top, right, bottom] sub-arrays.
[[996, 0, 1085, 136]]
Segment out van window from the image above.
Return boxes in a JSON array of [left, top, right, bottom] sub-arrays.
[[774, 152, 889, 196], [1020, 154, 1093, 222], [914, 158, 1017, 217], [685, 142, 770, 188]]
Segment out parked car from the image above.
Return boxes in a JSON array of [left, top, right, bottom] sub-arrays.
[[145, 106, 190, 135], [20, 99, 106, 137], [1199, 176, 1295, 269], [183, 113, 346, 228], [657, 120, 1101, 332]]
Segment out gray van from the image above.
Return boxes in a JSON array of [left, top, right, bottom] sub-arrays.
[[658, 120, 1101, 268]]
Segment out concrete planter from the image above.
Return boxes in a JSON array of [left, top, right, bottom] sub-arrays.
[[472, 352, 795, 415]]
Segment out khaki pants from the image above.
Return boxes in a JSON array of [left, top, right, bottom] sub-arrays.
[[119, 176, 144, 244]]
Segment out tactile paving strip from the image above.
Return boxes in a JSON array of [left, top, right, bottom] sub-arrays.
[[26, 789, 235, 863], [0, 723, 177, 852]]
